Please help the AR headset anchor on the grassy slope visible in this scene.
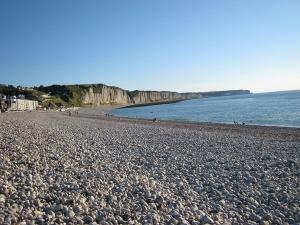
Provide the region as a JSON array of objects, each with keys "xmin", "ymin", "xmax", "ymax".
[{"xmin": 35, "ymin": 84, "xmax": 107, "ymax": 106}]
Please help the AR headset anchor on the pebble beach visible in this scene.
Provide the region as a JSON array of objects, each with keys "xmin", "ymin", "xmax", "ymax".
[{"xmin": 0, "ymin": 109, "xmax": 300, "ymax": 225}]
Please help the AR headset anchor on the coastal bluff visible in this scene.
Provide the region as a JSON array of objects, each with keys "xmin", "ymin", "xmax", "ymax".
[
  {"xmin": 51, "ymin": 84, "xmax": 201, "ymax": 106},
  {"xmin": 36, "ymin": 84, "xmax": 249, "ymax": 106},
  {"xmin": 1, "ymin": 83, "xmax": 250, "ymax": 107}
]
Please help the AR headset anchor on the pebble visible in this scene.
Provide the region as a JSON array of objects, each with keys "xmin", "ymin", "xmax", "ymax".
[
  {"xmin": 0, "ymin": 111, "xmax": 299, "ymax": 224},
  {"xmin": 201, "ymin": 215, "xmax": 214, "ymax": 224},
  {"xmin": 0, "ymin": 194, "xmax": 6, "ymax": 203}
]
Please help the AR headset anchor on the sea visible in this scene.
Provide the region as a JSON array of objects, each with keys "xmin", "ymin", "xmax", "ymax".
[{"xmin": 112, "ymin": 90, "xmax": 300, "ymax": 128}]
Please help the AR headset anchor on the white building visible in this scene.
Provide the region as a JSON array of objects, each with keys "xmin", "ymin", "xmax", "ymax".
[{"xmin": 10, "ymin": 99, "xmax": 38, "ymax": 111}]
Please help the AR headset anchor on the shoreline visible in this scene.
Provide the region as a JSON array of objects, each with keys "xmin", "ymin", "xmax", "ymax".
[
  {"xmin": 105, "ymin": 106, "xmax": 300, "ymax": 131},
  {"xmin": 111, "ymin": 113, "xmax": 300, "ymax": 130},
  {"xmin": 4, "ymin": 105, "xmax": 300, "ymax": 130},
  {"xmin": 120, "ymin": 99, "xmax": 187, "ymax": 109},
  {"xmin": 71, "ymin": 106, "xmax": 300, "ymax": 141}
]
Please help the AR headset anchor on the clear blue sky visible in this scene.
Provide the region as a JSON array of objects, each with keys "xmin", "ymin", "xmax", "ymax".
[{"xmin": 0, "ymin": 0, "xmax": 299, "ymax": 92}]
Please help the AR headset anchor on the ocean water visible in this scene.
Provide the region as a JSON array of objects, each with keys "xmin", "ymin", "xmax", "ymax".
[{"xmin": 112, "ymin": 90, "xmax": 300, "ymax": 128}]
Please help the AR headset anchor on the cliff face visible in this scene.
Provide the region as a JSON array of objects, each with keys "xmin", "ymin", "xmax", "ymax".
[
  {"xmin": 129, "ymin": 91, "xmax": 186, "ymax": 104},
  {"xmin": 35, "ymin": 84, "xmax": 250, "ymax": 107},
  {"xmin": 81, "ymin": 86, "xmax": 199, "ymax": 105},
  {"xmin": 82, "ymin": 86, "xmax": 131, "ymax": 105}
]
